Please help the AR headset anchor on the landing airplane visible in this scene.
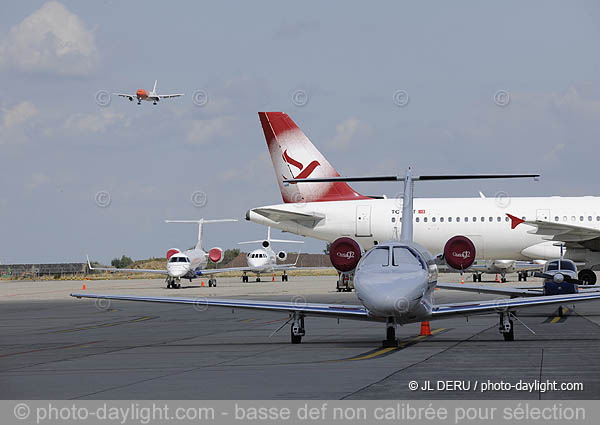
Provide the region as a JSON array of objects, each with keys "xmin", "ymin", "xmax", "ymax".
[
  {"xmin": 247, "ymin": 112, "xmax": 600, "ymax": 285},
  {"xmin": 113, "ymin": 80, "xmax": 184, "ymax": 105},
  {"xmin": 88, "ymin": 218, "xmax": 236, "ymax": 288},
  {"xmin": 73, "ymin": 170, "xmax": 600, "ymax": 345}
]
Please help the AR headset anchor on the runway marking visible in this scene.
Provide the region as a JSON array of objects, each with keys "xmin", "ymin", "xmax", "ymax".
[
  {"xmin": 0, "ymin": 341, "xmax": 102, "ymax": 358},
  {"xmin": 50, "ymin": 316, "xmax": 157, "ymax": 334},
  {"xmin": 544, "ymin": 307, "xmax": 569, "ymax": 324},
  {"xmin": 344, "ymin": 328, "xmax": 447, "ymax": 362}
]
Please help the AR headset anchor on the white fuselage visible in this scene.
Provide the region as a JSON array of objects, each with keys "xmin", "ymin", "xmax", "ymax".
[
  {"xmin": 246, "ymin": 248, "xmax": 278, "ymax": 272},
  {"xmin": 248, "ymin": 196, "xmax": 600, "ymax": 267},
  {"xmin": 166, "ymin": 248, "xmax": 208, "ymax": 278}
]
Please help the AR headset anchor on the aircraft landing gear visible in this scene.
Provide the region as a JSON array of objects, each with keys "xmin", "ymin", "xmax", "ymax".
[
  {"xmin": 472, "ymin": 273, "xmax": 482, "ymax": 282},
  {"xmin": 208, "ymin": 278, "xmax": 216, "ymax": 287},
  {"xmin": 578, "ymin": 269, "xmax": 597, "ymax": 285},
  {"xmin": 256, "ymin": 272, "xmax": 261, "ymax": 282},
  {"xmin": 499, "ymin": 312, "xmax": 514, "ymax": 341},
  {"xmin": 290, "ymin": 313, "xmax": 305, "ymax": 344},
  {"xmin": 241, "ymin": 273, "xmax": 248, "ymax": 283},
  {"xmin": 500, "ymin": 273, "xmax": 507, "ymax": 283},
  {"xmin": 282, "ymin": 271, "xmax": 288, "ymax": 282},
  {"xmin": 382, "ymin": 318, "xmax": 398, "ymax": 347},
  {"xmin": 518, "ymin": 272, "xmax": 528, "ymax": 282},
  {"xmin": 166, "ymin": 277, "xmax": 181, "ymax": 289}
]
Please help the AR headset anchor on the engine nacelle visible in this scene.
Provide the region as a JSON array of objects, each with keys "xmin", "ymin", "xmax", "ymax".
[
  {"xmin": 128, "ymin": 96, "xmax": 133, "ymax": 101},
  {"xmin": 443, "ymin": 235, "xmax": 476, "ymax": 271},
  {"xmin": 329, "ymin": 237, "xmax": 362, "ymax": 272},
  {"xmin": 208, "ymin": 247, "xmax": 224, "ymax": 263},
  {"xmin": 262, "ymin": 240, "xmax": 270, "ymax": 249},
  {"xmin": 277, "ymin": 251, "xmax": 287, "ymax": 261},
  {"xmin": 166, "ymin": 248, "xmax": 180, "ymax": 259}
]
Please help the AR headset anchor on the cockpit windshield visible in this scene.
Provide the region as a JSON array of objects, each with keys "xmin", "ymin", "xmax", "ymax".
[
  {"xmin": 361, "ymin": 247, "xmax": 390, "ymax": 267},
  {"xmin": 169, "ymin": 256, "xmax": 189, "ymax": 263},
  {"xmin": 546, "ymin": 260, "xmax": 575, "ymax": 272},
  {"xmin": 392, "ymin": 247, "xmax": 423, "ymax": 269}
]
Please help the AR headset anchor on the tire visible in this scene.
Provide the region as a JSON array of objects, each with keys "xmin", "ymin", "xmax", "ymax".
[
  {"xmin": 472, "ymin": 275, "xmax": 477, "ymax": 282},
  {"xmin": 291, "ymin": 327, "xmax": 302, "ymax": 344},
  {"xmin": 256, "ymin": 277, "xmax": 261, "ymax": 282},
  {"xmin": 578, "ymin": 269, "xmax": 597, "ymax": 285},
  {"xmin": 503, "ymin": 320, "xmax": 514, "ymax": 341}
]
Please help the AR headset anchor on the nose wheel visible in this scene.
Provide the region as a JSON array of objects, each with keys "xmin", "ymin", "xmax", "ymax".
[
  {"xmin": 499, "ymin": 312, "xmax": 514, "ymax": 341},
  {"xmin": 382, "ymin": 318, "xmax": 398, "ymax": 347},
  {"xmin": 165, "ymin": 277, "xmax": 181, "ymax": 289},
  {"xmin": 208, "ymin": 278, "xmax": 216, "ymax": 287},
  {"xmin": 290, "ymin": 313, "xmax": 305, "ymax": 344}
]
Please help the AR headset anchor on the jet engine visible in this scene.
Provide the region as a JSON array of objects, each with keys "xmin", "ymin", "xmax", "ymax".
[
  {"xmin": 277, "ymin": 251, "xmax": 287, "ymax": 261},
  {"xmin": 262, "ymin": 240, "xmax": 270, "ymax": 248},
  {"xmin": 128, "ymin": 96, "xmax": 133, "ymax": 101},
  {"xmin": 209, "ymin": 247, "xmax": 224, "ymax": 263},
  {"xmin": 166, "ymin": 248, "xmax": 180, "ymax": 259},
  {"xmin": 443, "ymin": 235, "xmax": 476, "ymax": 271},
  {"xmin": 329, "ymin": 237, "xmax": 362, "ymax": 272}
]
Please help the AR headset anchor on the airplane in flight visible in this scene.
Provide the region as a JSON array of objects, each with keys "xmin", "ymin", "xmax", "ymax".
[
  {"xmin": 88, "ymin": 218, "xmax": 237, "ymax": 288},
  {"xmin": 113, "ymin": 80, "xmax": 184, "ymax": 105},
  {"xmin": 72, "ymin": 170, "xmax": 600, "ymax": 345},
  {"xmin": 246, "ymin": 112, "xmax": 600, "ymax": 285}
]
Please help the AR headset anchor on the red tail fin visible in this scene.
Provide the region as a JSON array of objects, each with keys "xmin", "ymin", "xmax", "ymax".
[{"xmin": 259, "ymin": 112, "xmax": 369, "ymax": 203}]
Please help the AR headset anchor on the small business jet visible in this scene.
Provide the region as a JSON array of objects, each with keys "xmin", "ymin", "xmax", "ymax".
[
  {"xmin": 88, "ymin": 219, "xmax": 236, "ymax": 288},
  {"xmin": 113, "ymin": 80, "xmax": 184, "ymax": 105},
  {"xmin": 73, "ymin": 170, "xmax": 600, "ymax": 345},
  {"xmin": 460, "ymin": 260, "xmax": 543, "ymax": 283}
]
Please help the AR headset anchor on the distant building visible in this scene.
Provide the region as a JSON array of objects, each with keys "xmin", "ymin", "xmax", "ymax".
[{"xmin": 0, "ymin": 263, "xmax": 87, "ymax": 278}]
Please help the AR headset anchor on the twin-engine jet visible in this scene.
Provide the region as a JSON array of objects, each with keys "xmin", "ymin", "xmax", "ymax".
[
  {"xmin": 113, "ymin": 80, "xmax": 184, "ymax": 105},
  {"xmin": 74, "ymin": 170, "xmax": 600, "ymax": 345},
  {"xmin": 88, "ymin": 218, "xmax": 236, "ymax": 288}
]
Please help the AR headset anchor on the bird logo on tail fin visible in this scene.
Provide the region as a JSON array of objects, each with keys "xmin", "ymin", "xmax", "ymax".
[{"xmin": 282, "ymin": 149, "xmax": 321, "ymax": 179}]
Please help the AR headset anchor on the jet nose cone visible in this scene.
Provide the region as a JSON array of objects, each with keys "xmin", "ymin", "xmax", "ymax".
[
  {"xmin": 168, "ymin": 265, "xmax": 189, "ymax": 278},
  {"xmin": 355, "ymin": 270, "xmax": 427, "ymax": 317}
]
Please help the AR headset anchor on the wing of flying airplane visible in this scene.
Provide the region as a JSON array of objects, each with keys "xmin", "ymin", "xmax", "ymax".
[
  {"xmin": 157, "ymin": 94, "xmax": 184, "ymax": 99},
  {"xmin": 113, "ymin": 93, "xmax": 136, "ymax": 98}
]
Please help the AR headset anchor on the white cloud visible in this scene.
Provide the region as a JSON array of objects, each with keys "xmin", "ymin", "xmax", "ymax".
[
  {"xmin": 0, "ymin": 1, "xmax": 98, "ymax": 75},
  {"xmin": 0, "ymin": 101, "xmax": 39, "ymax": 145},
  {"xmin": 64, "ymin": 110, "xmax": 129, "ymax": 133},
  {"xmin": 186, "ymin": 116, "xmax": 233, "ymax": 145},
  {"xmin": 328, "ymin": 118, "xmax": 371, "ymax": 150},
  {"xmin": 2, "ymin": 101, "xmax": 39, "ymax": 129}
]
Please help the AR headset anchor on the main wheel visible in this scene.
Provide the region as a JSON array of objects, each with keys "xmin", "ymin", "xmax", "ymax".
[
  {"xmin": 472, "ymin": 274, "xmax": 477, "ymax": 282},
  {"xmin": 291, "ymin": 327, "xmax": 302, "ymax": 344},
  {"xmin": 578, "ymin": 269, "xmax": 597, "ymax": 285},
  {"xmin": 256, "ymin": 277, "xmax": 261, "ymax": 282},
  {"xmin": 503, "ymin": 320, "xmax": 514, "ymax": 341}
]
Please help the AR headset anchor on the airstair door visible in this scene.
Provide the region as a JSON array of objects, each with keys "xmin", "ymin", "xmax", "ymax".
[{"xmin": 356, "ymin": 205, "xmax": 372, "ymax": 237}]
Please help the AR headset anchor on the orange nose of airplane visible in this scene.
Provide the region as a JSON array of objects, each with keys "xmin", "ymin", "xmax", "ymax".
[{"xmin": 136, "ymin": 89, "xmax": 148, "ymax": 98}]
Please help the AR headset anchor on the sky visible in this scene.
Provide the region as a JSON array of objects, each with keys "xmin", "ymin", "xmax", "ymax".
[{"xmin": 1, "ymin": 1, "xmax": 600, "ymax": 264}]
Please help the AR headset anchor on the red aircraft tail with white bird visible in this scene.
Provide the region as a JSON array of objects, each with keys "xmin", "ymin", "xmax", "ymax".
[{"xmin": 258, "ymin": 112, "xmax": 370, "ymax": 203}]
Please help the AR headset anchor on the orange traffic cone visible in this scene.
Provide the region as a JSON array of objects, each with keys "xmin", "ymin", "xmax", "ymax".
[
  {"xmin": 272, "ymin": 274, "xmax": 275, "ymax": 282},
  {"xmin": 82, "ymin": 284, "xmax": 86, "ymax": 290},
  {"xmin": 201, "ymin": 281, "xmax": 204, "ymax": 287},
  {"xmin": 460, "ymin": 276, "xmax": 465, "ymax": 285},
  {"xmin": 420, "ymin": 321, "xmax": 431, "ymax": 336},
  {"xmin": 495, "ymin": 273, "xmax": 500, "ymax": 283}
]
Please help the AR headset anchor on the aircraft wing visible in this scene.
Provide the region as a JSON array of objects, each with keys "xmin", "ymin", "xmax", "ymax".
[
  {"xmin": 113, "ymin": 93, "xmax": 135, "ymax": 98},
  {"xmin": 436, "ymin": 282, "xmax": 544, "ymax": 297},
  {"xmin": 431, "ymin": 292, "xmax": 600, "ymax": 318},
  {"xmin": 88, "ymin": 265, "xmax": 168, "ymax": 275},
  {"xmin": 507, "ymin": 213, "xmax": 600, "ymax": 243},
  {"xmin": 251, "ymin": 208, "xmax": 325, "ymax": 227},
  {"xmin": 70, "ymin": 293, "xmax": 371, "ymax": 320},
  {"xmin": 157, "ymin": 94, "xmax": 184, "ymax": 99}
]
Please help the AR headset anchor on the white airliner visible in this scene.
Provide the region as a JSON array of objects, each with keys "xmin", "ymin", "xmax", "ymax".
[
  {"xmin": 72, "ymin": 170, "xmax": 600, "ymax": 344},
  {"xmin": 113, "ymin": 80, "xmax": 184, "ymax": 105},
  {"xmin": 246, "ymin": 112, "xmax": 600, "ymax": 285},
  {"xmin": 88, "ymin": 219, "xmax": 236, "ymax": 288}
]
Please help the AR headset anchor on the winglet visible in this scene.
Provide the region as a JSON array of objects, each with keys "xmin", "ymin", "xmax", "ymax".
[
  {"xmin": 86, "ymin": 255, "xmax": 94, "ymax": 270},
  {"xmin": 506, "ymin": 213, "xmax": 525, "ymax": 230}
]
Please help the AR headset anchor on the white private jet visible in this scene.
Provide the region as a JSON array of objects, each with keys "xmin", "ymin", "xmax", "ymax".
[
  {"xmin": 113, "ymin": 80, "xmax": 184, "ymax": 105},
  {"xmin": 237, "ymin": 227, "xmax": 303, "ymax": 282},
  {"xmin": 460, "ymin": 260, "xmax": 543, "ymax": 283},
  {"xmin": 247, "ymin": 112, "xmax": 600, "ymax": 285},
  {"xmin": 88, "ymin": 218, "xmax": 236, "ymax": 288},
  {"xmin": 73, "ymin": 170, "xmax": 600, "ymax": 345}
]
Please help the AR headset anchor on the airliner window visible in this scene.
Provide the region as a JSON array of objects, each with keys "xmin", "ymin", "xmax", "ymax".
[
  {"xmin": 505, "ymin": 217, "xmax": 509, "ymax": 222},
  {"xmin": 589, "ymin": 216, "xmax": 592, "ymax": 221},
  {"xmin": 480, "ymin": 217, "xmax": 484, "ymax": 222},
  {"xmin": 473, "ymin": 217, "xmax": 476, "ymax": 222},
  {"xmin": 391, "ymin": 217, "xmax": 396, "ymax": 222},
  {"xmin": 456, "ymin": 217, "xmax": 460, "ymax": 222},
  {"xmin": 440, "ymin": 217, "xmax": 444, "ymax": 222},
  {"xmin": 555, "ymin": 216, "xmax": 559, "ymax": 221},
  {"xmin": 448, "ymin": 217, "xmax": 452, "ymax": 222},
  {"xmin": 432, "ymin": 217, "xmax": 436, "ymax": 222},
  {"xmin": 489, "ymin": 217, "xmax": 493, "ymax": 222},
  {"xmin": 362, "ymin": 247, "xmax": 389, "ymax": 267},
  {"xmin": 424, "ymin": 217, "xmax": 428, "ymax": 222},
  {"xmin": 416, "ymin": 217, "xmax": 420, "ymax": 222},
  {"xmin": 392, "ymin": 247, "xmax": 424, "ymax": 269},
  {"xmin": 464, "ymin": 217, "xmax": 468, "ymax": 222},
  {"xmin": 497, "ymin": 217, "xmax": 501, "ymax": 222},
  {"xmin": 580, "ymin": 216, "xmax": 584, "ymax": 221}
]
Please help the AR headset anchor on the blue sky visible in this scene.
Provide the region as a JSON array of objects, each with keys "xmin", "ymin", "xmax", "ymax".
[{"xmin": 1, "ymin": 1, "xmax": 600, "ymax": 264}]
